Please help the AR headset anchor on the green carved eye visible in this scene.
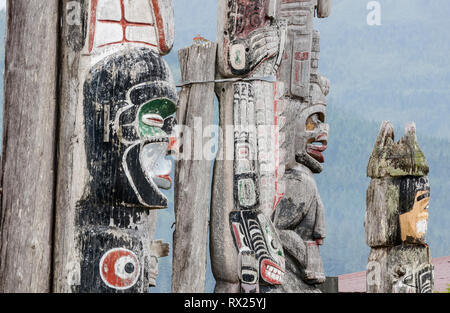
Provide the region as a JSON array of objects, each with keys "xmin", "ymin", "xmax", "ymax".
[{"xmin": 138, "ymin": 99, "xmax": 176, "ymax": 138}]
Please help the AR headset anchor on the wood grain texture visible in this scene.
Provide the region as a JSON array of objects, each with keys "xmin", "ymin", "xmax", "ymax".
[
  {"xmin": 172, "ymin": 42, "xmax": 217, "ymax": 293},
  {"xmin": 367, "ymin": 245, "xmax": 432, "ymax": 293},
  {"xmin": 0, "ymin": 0, "xmax": 59, "ymax": 293},
  {"xmin": 54, "ymin": 0, "xmax": 175, "ymax": 293},
  {"xmin": 365, "ymin": 178, "xmax": 401, "ymax": 247},
  {"xmin": 210, "ymin": 82, "xmax": 240, "ymax": 292},
  {"xmin": 365, "ymin": 122, "xmax": 433, "ymax": 293}
]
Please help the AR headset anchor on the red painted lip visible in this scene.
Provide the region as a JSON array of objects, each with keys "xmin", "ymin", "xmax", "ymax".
[
  {"xmin": 157, "ymin": 175, "xmax": 172, "ymax": 183},
  {"xmin": 260, "ymin": 259, "xmax": 284, "ymax": 285},
  {"xmin": 307, "ymin": 134, "xmax": 328, "ymax": 163}
]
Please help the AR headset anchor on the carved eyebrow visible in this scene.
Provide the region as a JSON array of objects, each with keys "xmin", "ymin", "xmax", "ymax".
[{"xmin": 417, "ymin": 192, "xmax": 430, "ymax": 202}]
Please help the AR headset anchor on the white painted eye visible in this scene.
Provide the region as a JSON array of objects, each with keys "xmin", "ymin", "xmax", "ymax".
[{"xmin": 142, "ymin": 114, "xmax": 164, "ymax": 127}]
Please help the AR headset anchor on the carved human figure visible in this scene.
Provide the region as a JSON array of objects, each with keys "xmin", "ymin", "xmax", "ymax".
[
  {"xmin": 270, "ymin": 0, "xmax": 331, "ymax": 292},
  {"xmin": 69, "ymin": 0, "xmax": 176, "ymax": 292},
  {"xmin": 272, "ymin": 75, "xmax": 329, "ymax": 292},
  {"xmin": 212, "ymin": 0, "xmax": 287, "ymax": 293},
  {"xmin": 399, "ymin": 178, "xmax": 430, "ymax": 244}
]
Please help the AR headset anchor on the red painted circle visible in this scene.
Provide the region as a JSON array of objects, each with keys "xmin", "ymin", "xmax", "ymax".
[{"xmin": 99, "ymin": 248, "xmax": 140, "ymax": 290}]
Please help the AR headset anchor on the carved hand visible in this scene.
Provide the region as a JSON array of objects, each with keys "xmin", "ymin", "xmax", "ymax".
[
  {"xmin": 150, "ymin": 239, "xmax": 170, "ymax": 258},
  {"xmin": 248, "ymin": 26, "xmax": 280, "ymax": 68}
]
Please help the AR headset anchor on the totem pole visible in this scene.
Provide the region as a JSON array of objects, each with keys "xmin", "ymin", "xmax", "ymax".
[
  {"xmin": 365, "ymin": 122, "xmax": 433, "ymax": 293},
  {"xmin": 211, "ymin": 0, "xmax": 287, "ymax": 293},
  {"xmin": 54, "ymin": 0, "xmax": 176, "ymax": 292},
  {"xmin": 272, "ymin": 0, "xmax": 332, "ymax": 293}
]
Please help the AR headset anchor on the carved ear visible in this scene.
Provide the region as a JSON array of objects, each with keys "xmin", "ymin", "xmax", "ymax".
[
  {"xmin": 374, "ymin": 121, "xmax": 395, "ymax": 150},
  {"xmin": 367, "ymin": 121, "xmax": 394, "ymax": 177},
  {"xmin": 402, "ymin": 122, "xmax": 417, "ymax": 146}
]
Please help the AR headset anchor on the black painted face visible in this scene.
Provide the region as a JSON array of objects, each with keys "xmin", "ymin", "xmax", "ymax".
[
  {"xmin": 230, "ymin": 210, "xmax": 285, "ymax": 286},
  {"xmin": 117, "ymin": 84, "xmax": 178, "ymax": 203},
  {"xmin": 83, "ymin": 48, "xmax": 178, "ymax": 209}
]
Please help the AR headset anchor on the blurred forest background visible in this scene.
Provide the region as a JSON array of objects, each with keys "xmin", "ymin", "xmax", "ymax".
[{"xmin": 0, "ymin": 0, "xmax": 449, "ymax": 293}]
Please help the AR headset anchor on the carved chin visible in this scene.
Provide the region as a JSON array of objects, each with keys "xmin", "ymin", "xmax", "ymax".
[
  {"xmin": 296, "ymin": 152, "xmax": 324, "ymax": 174},
  {"xmin": 307, "ymin": 148, "xmax": 325, "ymax": 163},
  {"xmin": 416, "ymin": 219, "xmax": 428, "ymax": 237},
  {"xmin": 153, "ymin": 175, "xmax": 172, "ymax": 190}
]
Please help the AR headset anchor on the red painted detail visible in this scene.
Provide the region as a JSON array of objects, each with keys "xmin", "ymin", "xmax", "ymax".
[
  {"xmin": 307, "ymin": 241, "xmax": 319, "ymax": 247},
  {"xmin": 151, "ymin": 0, "xmax": 170, "ymax": 54},
  {"xmin": 157, "ymin": 175, "xmax": 172, "ymax": 183},
  {"xmin": 295, "ymin": 51, "xmax": 309, "ymax": 61},
  {"xmin": 168, "ymin": 137, "xmax": 177, "ymax": 151},
  {"xmin": 229, "ymin": 0, "xmax": 271, "ymax": 38},
  {"xmin": 272, "ymin": 83, "xmax": 284, "ymax": 211},
  {"xmin": 261, "ymin": 259, "xmax": 284, "ymax": 285},
  {"xmin": 232, "ymin": 223, "xmax": 243, "ymax": 250},
  {"xmin": 88, "ymin": 0, "xmax": 99, "ymax": 53},
  {"xmin": 88, "ymin": 0, "xmax": 158, "ymax": 53},
  {"xmin": 100, "ymin": 248, "xmax": 140, "ymax": 289}
]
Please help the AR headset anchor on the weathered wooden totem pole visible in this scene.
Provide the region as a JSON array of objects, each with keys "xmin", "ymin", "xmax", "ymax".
[
  {"xmin": 210, "ymin": 0, "xmax": 331, "ymax": 293},
  {"xmin": 272, "ymin": 0, "xmax": 331, "ymax": 293},
  {"xmin": 211, "ymin": 0, "xmax": 287, "ymax": 293},
  {"xmin": 365, "ymin": 122, "xmax": 434, "ymax": 293},
  {"xmin": 54, "ymin": 0, "xmax": 175, "ymax": 292}
]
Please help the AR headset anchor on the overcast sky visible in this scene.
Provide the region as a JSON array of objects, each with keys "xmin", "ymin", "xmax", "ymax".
[{"xmin": 0, "ymin": 0, "xmax": 5, "ymax": 11}]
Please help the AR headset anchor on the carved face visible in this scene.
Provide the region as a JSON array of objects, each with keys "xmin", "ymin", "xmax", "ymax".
[
  {"xmin": 118, "ymin": 85, "xmax": 177, "ymax": 193},
  {"xmin": 84, "ymin": 48, "xmax": 178, "ymax": 209},
  {"xmin": 294, "ymin": 104, "xmax": 329, "ymax": 173},
  {"xmin": 393, "ymin": 264, "xmax": 433, "ymax": 293},
  {"xmin": 230, "ymin": 210, "xmax": 285, "ymax": 285},
  {"xmin": 292, "ymin": 76, "xmax": 329, "ymax": 173},
  {"xmin": 399, "ymin": 177, "xmax": 430, "ymax": 244}
]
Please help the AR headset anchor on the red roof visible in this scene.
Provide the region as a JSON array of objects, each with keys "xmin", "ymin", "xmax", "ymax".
[{"xmin": 338, "ymin": 256, "xmax": 450, "ymax": 293}]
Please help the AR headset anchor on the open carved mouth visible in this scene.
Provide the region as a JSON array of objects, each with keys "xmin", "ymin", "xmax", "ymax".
[
  {"xmin": 306, "ymin": 134, "xmax": 328, "ymax": 163},
  {"xmin": 260, "ymin": 259, "xmax": 284, "ymax": 285},
  {"xmin": 141, "ymin": 140, "xmax": 172, "ymax": 190}
]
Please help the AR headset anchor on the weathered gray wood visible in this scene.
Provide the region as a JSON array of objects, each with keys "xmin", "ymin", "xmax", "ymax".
[
  {"xmin": 367, "ymin": 121, "xmax": 429, "ymax": 179},
  {"xmin": 365, "ymin": 122, "xmax": 433, "ymax": 293},
  {"xmin": 0, "ymin": 0, "xmax": 59, "ymax": 293},
  {"xmin": 172, "ymin": 42, "xmax": 217, "ymax": 293},
  {"xmin": 53, "ymin": 0, "xmax": 175, "ymax": 293},
  {"xmin": 210, "ymin": 82, "xmax": 240, "ymax": 293},
  {"xmin": 365, "ymin": 178, "xmax": 400, "ymax": 247},
  {"xmin": 367, "ymin": 245, "xmax": 432, "ymax": 293}
]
